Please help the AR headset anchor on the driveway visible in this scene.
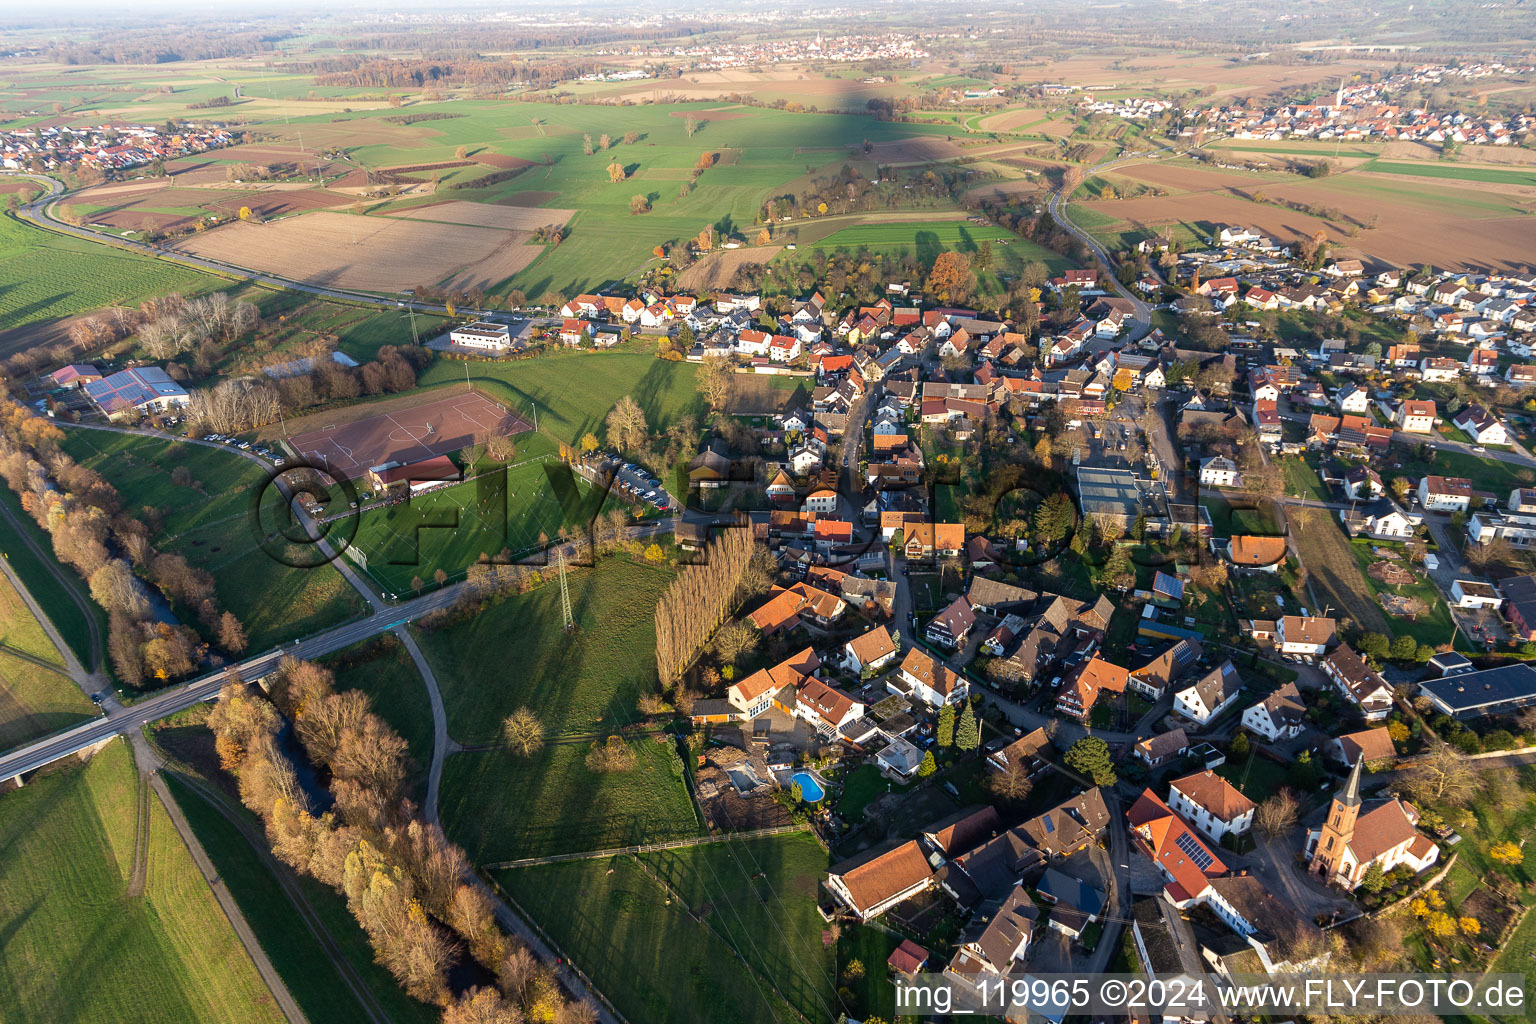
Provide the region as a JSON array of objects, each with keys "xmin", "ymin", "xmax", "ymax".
[{"xmin": 1245, "ymin": 831, "xmax": 1353, "ymax": 923}]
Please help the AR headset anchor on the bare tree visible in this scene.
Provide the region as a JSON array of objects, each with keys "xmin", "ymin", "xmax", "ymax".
[
  {"xmin": 502, "ymin": 708, "xmax": 545, "ymax": 758},
  {"xmin": 1255, "ymin": 787, "xmax": 1299, "ymax": 839},
  {"xmin": 1400, "ymin": 744, "xmax": 1481, "ymax": 806},
  {"xmin": 987, "ymin": 762, "xmax": 1033, "ymax": 803}
]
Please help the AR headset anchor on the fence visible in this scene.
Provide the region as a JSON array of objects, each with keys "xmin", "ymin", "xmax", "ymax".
[{"xmin": 482, "ymin": 823, "xmax": 809, "ymax": 870}]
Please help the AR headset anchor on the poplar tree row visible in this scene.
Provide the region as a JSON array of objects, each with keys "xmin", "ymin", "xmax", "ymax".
[{"xmin": 654, "ymin": 526, "xmax": 756, "ymax": 686}]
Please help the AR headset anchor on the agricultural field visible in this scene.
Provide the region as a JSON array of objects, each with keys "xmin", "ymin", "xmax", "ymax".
[
  {"xmin": 418, "ymin": 346, "xmax": 704, "ymax": 447},
  {"xmin": 172, "ymin": 211, "xmax": 544, "ymax": 295},
  {"xmin": 0, "ymin": 211, "xmax": 221, "ymax": 352},
  {"xmin": 57, "ymin": 429, "xmax": 367, "ymax": 651},
  {"xmin": 1067, "ymin": 153, "xmax": 1536, "ymax": 269},
  {"xmin": 417, "ymin": 557, "xmax": 675, "ymax": 742},
  {"xmin": 498, "ymin": 831, "xmax": 832, "ymax": 1024},
  {"xmin": 234, "ymin": 99, "xmax": 971, "ymax": 298},
  {"xmin": 785, "ymin": 217, "xmax": 1070, "ymax": 275},
  {"xmin": 0, "ymin": 570, "xmax": 96, "ymax": 749},
  {"xmin": 0, "ymin": 740, "xmax": 286, "ymax": 1024},
  {"xmin": 425, "ymin": 556, "xmax": 702, "ymax": 861},
  {"xmin": 1288, "ymin": 508, "xmax": 1391, "ymax": 635},
  {"xmin": 162, "ymin": 773, "xmax": 441, "ymax": 1024},
  {"xmin": 439, "ymin": 738, "xmax": 700, "ymax": 862}
]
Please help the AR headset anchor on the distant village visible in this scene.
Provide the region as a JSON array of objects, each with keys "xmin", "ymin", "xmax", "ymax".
[
  {"xmin": 0, "ymin": 121, "xmax": 237, "ymax": 173},
  {"xmin": 1188, "ymin": 63, "xmax": 1536, "ymax": 145}
]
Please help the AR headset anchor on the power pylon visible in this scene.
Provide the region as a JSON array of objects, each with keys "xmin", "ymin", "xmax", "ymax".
[{"xmin": 557, "ymin": 546, "xmax": 576, "ymax": 634}]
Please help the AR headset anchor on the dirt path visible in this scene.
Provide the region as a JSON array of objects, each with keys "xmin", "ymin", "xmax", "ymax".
[{"xmin": 395, "ymin": 627, "xmax": 454, "ymax": 825}]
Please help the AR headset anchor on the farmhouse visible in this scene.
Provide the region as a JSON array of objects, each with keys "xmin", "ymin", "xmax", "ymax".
[
  {"xmin": 726, "ymin": 647, "xmax": 820, "ymax": 719},
  {"xmin": 826, "ymin": 840, "xmax": 934, "ymax": 921},
  {"xmin": 1167, "ymin": 769, "xmax": 1256, "ymax": 842}
]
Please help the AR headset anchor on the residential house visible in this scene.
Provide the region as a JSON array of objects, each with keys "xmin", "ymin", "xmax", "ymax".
[
  {"xmin": 725, "ymin": 647, "xmax": 820, "ymax": 718},
  {"xmin": 1335, "ymin": 384, "xmax": 1369, "ymax": 414},
  {"xmin": 1127, "ymin": 640, "xmax": 1202, "ymax": 700},
  {"xmin": 1395, "ymin": 400, "xmax": 1437, "ymax": 433},
  {"xmin": 1199, "ymin": 456, "xmax": 1241, "ymax": 488},
  {"xmin": 1332, "ymin": 727, "xmax": 1397, "ymax": 769},
  {"xmin": 1321, "ymin": 644, "xmax": 1393, "ymax": 721},
  {"xmin": 1342, "ymin": 496, "xmax": 1419, "ymax": 541},
  {"xmin": 1034, "ymin": 868, "xmax": 1106, "ymax": 940},
  {"xmin": 943, "ymin": 885, "xmax": 1039, "ymax": 992},
  {"xmin": 793, "ymin": 678, "xmax": 866, "ymax": 740},
  {"xmin": 1419, "ymin": 356, "xmax": 1461, "ymax": 382},
  {"xmin": 844, "ymin": 625, "xmax": 900, "ymax": 676},
  {"xmin": 1240, "ymin": 682, "xmax": 1307, "ymax": 742},
  {"xmin": 1056, "ymin": 655, "xmax": 1129, "ymax": 720},
  {"xmin": 1127, "ymin": 789, "xmax": 1228, "ymax": 904},
  {"xmin": 926, "ymin": 595, "xmax": 977, "ymax": 650},
  {"xmin": 984, "ymin": 727, "xmax": 1052, "ymax": 780},
  {"xmin": 1505, "ymin": 365, "xmax": 1536, "ymax": 387},
  {"xmin": 1168, "ymin": 769, "xmax": 1256, "ymax": 842},
  {"xmin": 1225, "ymin": 535, "xmax": 1287, "ymax": 572},
  {"xmin": 1173, "ymin": 661, "xmax": 1243, "ymax": 726},
  {"xmin": 894, "ymin": 648, "xmax": 969, "ymax": 707},
  {"xmin": 1134, "ymin": 727, "xmax": 1190, "ymax": 767},
  {"xmin": 1454, "ymin": 404, "xmax": 1508, "ymax": 445},
  {"xmin": 1451, "ymin": 579, "xmax": 1504, "ymax": 609},
  {"xmin": 1276, "ymin": 615, "xmax": 1336, "ymax": 656},
  {"xmin": 1418, "ymin": 475, "xmax": 1473, "ymax": 512}
]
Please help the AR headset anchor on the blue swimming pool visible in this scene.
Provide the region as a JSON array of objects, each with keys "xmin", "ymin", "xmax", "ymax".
[{"xmin": 790, "ymin": 771, "xmax": 825, "ymax": 802}]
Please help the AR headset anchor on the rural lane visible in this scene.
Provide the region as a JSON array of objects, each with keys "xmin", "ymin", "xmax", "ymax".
[{"xmin": 1046, "ymin": 155, "xmax": 1158, "ymax": 344}]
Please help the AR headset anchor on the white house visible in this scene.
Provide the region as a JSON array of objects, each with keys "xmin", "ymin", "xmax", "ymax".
[
  {"xmin": 1276, "ymin": 615, "xmax": 1336, "ymax": 656},
  {"xmin": 793, "ymin": 678, "xmax": 865, "ymax": 740},
  {"xmin": 1394, "ymin": 400, "xmax": 1437, "ymax": 433},
  {"xmin": 894, "ymin": 648, "xmax": 968, "ymax": 707},
  {"xmin": 1167, "ymin": 769, "xmax": 1256, "ymax": 842},
  {"xmin": 1454, "ymin": 405, "xmax": 1508, "ymax": 445},
  {"xmin": 1173, "ymin": 661, "xmax": 1243, "ymax": 726},
  {"xmin": 844, "ymin": 625, "xmax": 900, "ymax": 676},
  {"xmin": 1335, "ymin": 385, "xmax": 1369, "ymax": 414},
  {"xmin": 803, "ymin": 488, "xmax": 838, "ymax": 515},
  {"xmin": 1240, "ymin": 681, "xmax": 1307, "ymax": 742},
  {"xmin": 1320, "ymin": 644, "xmax": 1394, "ymax": 721},
  {"xmin": 1451, "ymin": 579, "xmax": 1504, "ymax": 609},
  {"xmin": 1418, "ymin": 475, "xmax": 1473, "ymax": 512},
  {"xmin": 1198, "ymin": 456, "xmax": 1241, "ymax": 488}
]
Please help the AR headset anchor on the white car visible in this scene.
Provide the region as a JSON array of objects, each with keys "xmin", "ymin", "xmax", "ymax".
[{"xmin": 1472, "ymin": 445, "xmax": 1487, "ymax": 453}]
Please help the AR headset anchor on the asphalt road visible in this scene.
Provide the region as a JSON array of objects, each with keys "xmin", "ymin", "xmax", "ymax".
[{"xmin": 1046, "ymin": 156, "xmax": 1158, "ymax": 345}]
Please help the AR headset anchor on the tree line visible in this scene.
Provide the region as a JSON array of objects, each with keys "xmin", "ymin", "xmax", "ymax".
[
  {"xmin": 654, "ymin": 526, "xmax": 756, "ymax": 687},
  {"xmin": 208, "ymin": 652, "xmax": 599, "ymax": 1023},
  {"xmin": 0, "ymin": 401, "xmax": 248, "ymax": 687}
]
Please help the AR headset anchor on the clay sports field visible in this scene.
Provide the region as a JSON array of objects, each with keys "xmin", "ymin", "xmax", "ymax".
[{"xmin": 286, "ymin": 390, "xmax": 530, "ymax": 479}]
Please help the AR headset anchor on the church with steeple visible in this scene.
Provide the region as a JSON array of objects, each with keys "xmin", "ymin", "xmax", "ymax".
[{"xmin": 1305, "ymin": 759, "xmax": 1439, "ymax": 890}]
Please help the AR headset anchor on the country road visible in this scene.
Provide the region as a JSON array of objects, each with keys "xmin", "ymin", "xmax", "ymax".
[
  {"xmin": 1046, "ymin": 154, "xmax": 1159, "ymax": 345},
  {"xmin": 4, "ymin": 171, "xmax": 467, "ymax": 320}
]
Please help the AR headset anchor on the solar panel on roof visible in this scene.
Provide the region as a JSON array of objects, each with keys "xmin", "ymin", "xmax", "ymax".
[
  {"xmin": 1043, "ymin": 814, "xmax": 1055, "ymax": 834},
  {"xmin": 1174, "ymin": 831, "xmax": 1214, "ymax": 871}
]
